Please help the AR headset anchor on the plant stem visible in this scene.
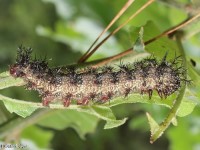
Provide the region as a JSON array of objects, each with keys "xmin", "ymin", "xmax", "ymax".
[
  {"xmin": 91, "ymin": 12, "xmax": 200, "ymax": 67},
  {"xmin": 79, "ymin": 0, "xmax": 155, "ymax": 63},
  {"xmin": 78, "ymin": 0, "xmax": 135, "ymax": 63},
  {"xmin": 150, "ymin": 33, "xmax": 187, "ymax": 143}
]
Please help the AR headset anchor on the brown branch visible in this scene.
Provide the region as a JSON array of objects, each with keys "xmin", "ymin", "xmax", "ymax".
[
  {"xmin": 78, "ymin": 0, "xmax": 135, "ymax": 63},
  {"xmin": 145, "ymin": 12, "xmax": 200, "ymax": 45},
  {"xmin": 79, "ymin": 0, "xmax": 155, "ymax": 63},
  {"xmin": 91, "ymin": 12, "xmax": 200, "ymax": 67},
  {"xmin": 92, "ymin": 49, "xmax": 134, "ymax": 68}
]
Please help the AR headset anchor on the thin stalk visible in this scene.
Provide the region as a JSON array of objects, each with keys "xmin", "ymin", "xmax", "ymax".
[
  {"xmin": 79, "ymin": 0, "xmax": 155, "ymax": 63},
  {"xmin": 92, "ymin": 13, "xmax": 200, "ymax": 67},
  {"xmin": 145, "ymin": 12, "xmax": 200, "ymax": 45},
  {"xmin": 150, "ymin": 33, "xmax": 187, "ymax": 143},
  {"xmin": 78, "ymin": 0, "xmax": 135, "ymax": 63}
]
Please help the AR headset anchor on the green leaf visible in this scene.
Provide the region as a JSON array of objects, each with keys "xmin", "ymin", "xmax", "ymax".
[
  {"xmin": 37, "ymin": 19, "xmax": 121, "ymax": 57},
  {"xmin": 37, "ymin": 109, "xmax": 99, "ymax": 139},
  {"xmin": 187, "ymin": 63, "xmax": 200, "ymax": 98},
  {"xmin": 146, "ymin": 112, "xmax": 159, "ymax": 137},
  {"xmin": 0, "ymin": 72, "xmax": 10, "ymax": 78},
  {"xmin": 129, "ymin": 114, "xmax": 148, "ymax": 131},
  {"xmin": 183, "ymin": 18, "xmax": 200, "ymax": 39},
  {"xmin": 133, "ymin": 27, "xmax": 145, "ymax": 53},
  {"xmin": 104, "ymin": 118, "xmax": 127, "ymax": 129},
  {"xmin": 21, "ymin": 125, "xmax": 54, "ymax": 148},
  {"xmin": 90, "ymin": 105, "xmax": 128, "ymax": 129},
  {"xmin": 0, "ymin": 72, "xmax": 24, "ymax": 90},
  {"xmin": 167, "ymin": 112, "xmax": 200, "ymax": 150},
  {"xmin": 177, "ymin": 98, "xmax": 196, "ymax": 117},
  {"xmin": 0, "ymin": 93, "xmax": 127, "ymax": 130},
  {"xmin": 73, "ymin": 105, "xmax": 127, "ymax": 129},
  {"xmin": 0, "ymin": 95, "xmax": 39, "ymax": 118},
  {"xmin": 149, "ymin": 34, "xmax": 188, "ymax": 143},
  {"xmin": 171, "ymin": 117, "xmax": 178, "ymax": 126}
]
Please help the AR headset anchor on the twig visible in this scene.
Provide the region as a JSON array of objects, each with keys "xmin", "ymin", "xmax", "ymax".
[
  {"xmin": 92, "ymin": 12, "xmax": 200, "ymax": 67},
  {"xmin": 92, "ymin": 50, "xmax": 134, "ymax": 68},
  {"xmin": 145, "ymin": 12, "xmax": 200, "ymax": 45},
  {"xmin": 78, "ymin": 0, "xmax": 135, "ymax": 63},
  {"xmin": 150, "ymin": 33, "xmax": 187, "ymax": 143},
  {"xmin": 79, "ymin": 0, "xmax": 155, "ymax": 63}
]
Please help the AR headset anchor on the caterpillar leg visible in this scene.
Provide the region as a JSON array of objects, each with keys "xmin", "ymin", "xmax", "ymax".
[
  {"xmin": 77, "ymin": 97, "xmax": 90, "ymax": 105},
  {"xmin": 42, "ymin": 92, "xmax": 54, "ymax": 107},
  {"xmin": 63, "ymin": 94, "xmax": 72, "ymax": 107}
]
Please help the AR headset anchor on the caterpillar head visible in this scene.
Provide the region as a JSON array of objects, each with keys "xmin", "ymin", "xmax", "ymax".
[
  {"xmin": 10, "ymin": 46, "xmax": 48, "ymax": 78},
  {"xmin": 9, "ymin": 46, "xmax": 32, "ymax": 77}
]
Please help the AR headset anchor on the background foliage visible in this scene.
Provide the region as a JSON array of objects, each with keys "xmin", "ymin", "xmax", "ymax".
[{"xmin": 0, "ymin": 0, "xmax": 200, "ymax": 149}]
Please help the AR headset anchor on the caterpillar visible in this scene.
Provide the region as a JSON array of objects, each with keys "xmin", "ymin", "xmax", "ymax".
[{"xmin": 9, "ymin": 46, "xmax": 186, "ymax": 107}]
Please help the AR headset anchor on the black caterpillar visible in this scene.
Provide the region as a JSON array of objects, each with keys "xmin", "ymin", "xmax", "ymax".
[{"xmin": 9, "ymin": 46, "xmax": 186, "ymax": 107}]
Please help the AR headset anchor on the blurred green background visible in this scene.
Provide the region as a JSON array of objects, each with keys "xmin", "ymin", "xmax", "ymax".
[{"xmin": 0, "ymin": 0, "xmax": 200, "ymax": 150}]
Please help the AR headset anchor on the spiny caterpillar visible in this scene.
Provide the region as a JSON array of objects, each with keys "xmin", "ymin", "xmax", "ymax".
[{"xmin": 10, "ymin": 46, "xmax": 186, "ymax": 107}]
